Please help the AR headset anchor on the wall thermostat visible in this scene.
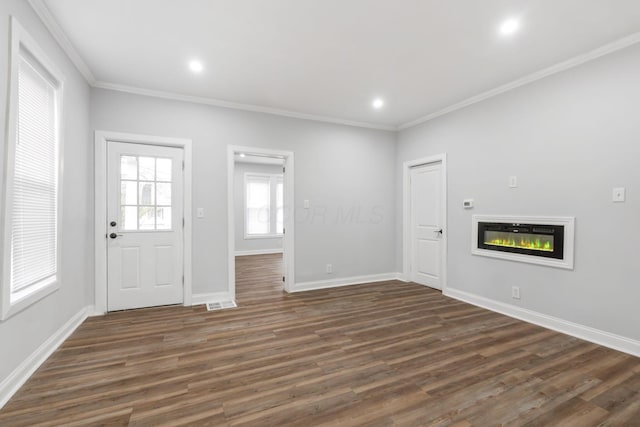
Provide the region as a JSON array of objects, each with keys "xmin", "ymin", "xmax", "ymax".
[{"xmin": 463, "ymin": 199, "xmax": 474, "ymax": 209}]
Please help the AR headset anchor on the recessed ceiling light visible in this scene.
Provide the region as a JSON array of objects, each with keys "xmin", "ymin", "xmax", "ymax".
[
  {"xmin": 499, "ymin": 18, "xmax": 520, "ymax": 36},
  {"xmin": 239, "ymin": 153, "xmax": 246, "ymax": 158},
  {"xmin": 188, "ymin": 60, "xmax": 204, "ymax": 73},
  {"xmin": 372, "ymin": 98, "xmax": 384, "ymax": 109}
]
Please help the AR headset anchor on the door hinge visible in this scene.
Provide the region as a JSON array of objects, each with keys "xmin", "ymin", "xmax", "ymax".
[
  {"xmin": 282, "ymin": 276, "xmax": 285, "ymax": 282},
  {"xmin": 182, "ymin": 275, "xmax": 184, "ymax": 284},
  {"xmin": 283, "ymin": 167, "xmax": 285, "ymax": 173},
  {"xmin": 182, "ymin": 218, "xmax": 185, "ymax": 228},
  {"xmin": 182, "ymin": 160, "xmax": 185, "ymax": 171},
  {"xmin": 283, "ymin": 228, "xmax": 285, "ymax": 234}
]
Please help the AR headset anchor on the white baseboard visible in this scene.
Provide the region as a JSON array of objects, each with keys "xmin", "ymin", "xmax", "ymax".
[
  {"xmin": 192, "ymin": 292, "xmax": 233, "ymax": 305},
  {"xmin": 0, "ymin": 306, "xmax": 90, "ymax": 409},
  {"xmin": 86, "ymin": 305, "xmax": 105, "ymax": 317},
  {"xmin": 234, "ymin": 249, "xmax": 283, "ymax": 256},
  {"xmin": 394, "ymin": 273, "xmax": 409, "ymax": 282},
  {"xmin": 291, "ymin": 272, "xmax": 403, "ymax": 293},
  {"xmin": 444, "ymin": 287, "xmax": 640, "ymax": 358}
]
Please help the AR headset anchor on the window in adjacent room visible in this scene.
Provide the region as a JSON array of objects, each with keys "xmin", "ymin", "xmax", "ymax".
[
  {"xmin": 1, "ymin": 18, "xmax": 64, "ymax": 320},
  {"xmin": 244, "ymin": 173, "xmax": 284, "ymax": 238}
]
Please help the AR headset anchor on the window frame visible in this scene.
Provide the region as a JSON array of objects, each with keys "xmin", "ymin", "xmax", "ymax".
[
  {"xmin": 1, "ymin": 17, "xmax": 65, "ymax": 320},
  {"xmin": 118, "ymin": 155, "xmax": 174, "ymax": 232},
  {"xmin": 243, "ymin": 172, "xmax": 284, "ymax": 239}
]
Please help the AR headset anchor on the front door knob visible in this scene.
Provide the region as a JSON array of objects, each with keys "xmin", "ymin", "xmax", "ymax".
[{"xmin": 109, "ymin": 233, "xmax": 118, "ymax": 239}]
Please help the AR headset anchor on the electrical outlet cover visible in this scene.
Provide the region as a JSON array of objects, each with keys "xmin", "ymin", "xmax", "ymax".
[{"xmin": 613, "ymin": 187, "xmax": 625, "ymax": 202}]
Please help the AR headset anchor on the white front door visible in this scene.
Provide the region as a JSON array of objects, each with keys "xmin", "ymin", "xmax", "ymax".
[
  {"xmin": 410, "ymin": 162, "xmax": 444, "ymax": 290},
  {"xmin": 107, "ymin": 141, "xmax": 184, "ymax": 311}
]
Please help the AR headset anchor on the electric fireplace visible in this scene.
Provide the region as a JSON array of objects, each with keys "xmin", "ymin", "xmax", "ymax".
[
  {"xmin": 472, "ymin": 215, "xmax": 575, "ymax": 269},
  {"xmin": 478, "ymin": 222, "xmax": 564, "ymax": 260}
]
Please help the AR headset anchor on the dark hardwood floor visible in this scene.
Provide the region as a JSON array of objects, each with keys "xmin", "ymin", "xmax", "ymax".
[
  {"xmin": 1, "ymin": 254, "xmax": 639, "ymax": 426},
  {"xmin": 235, "ymin": 253, "xmax": 284, "ymax": 306}
]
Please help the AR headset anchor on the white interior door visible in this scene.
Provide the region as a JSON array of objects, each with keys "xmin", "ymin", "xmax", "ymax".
[
  {"xmin": 410, "ymin": 162, "xmax": 444, "ymax": 290},
  {"xmin": 107, "ymin": 141, "xmax": 184, "ymax": 311}
]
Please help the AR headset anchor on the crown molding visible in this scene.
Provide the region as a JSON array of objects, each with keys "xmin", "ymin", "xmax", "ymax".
[
  {"xmin": 398, "ymin": 32, "xmax": 640, "ymax": 130},
  {"xmin": 91, "ymin": 81, "xmax": 397, "ymax": 131},
  {"xmin": 28, "ymin": 0, "xmax": 96, "ymax": 84}
]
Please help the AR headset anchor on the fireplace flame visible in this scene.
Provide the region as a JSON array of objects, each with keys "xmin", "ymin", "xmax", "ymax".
[{"xmin": 485, "ymin": 238, "xmax": 553, "ymax": 252}]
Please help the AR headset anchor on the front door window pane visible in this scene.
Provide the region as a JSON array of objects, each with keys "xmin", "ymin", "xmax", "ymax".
[
  {"xmin": 121, "ymin": 206, "xmax": 137, "ymax": 231},
  {"xmin": 156, "ymin": 183, "xmax": 171, "ymax": 206},
  {"xmin": 139, "ymin": 157, "xmax": 155, "ymax": 181},
  {"xmin": 156, "ymin": 207, "xmax": 172, "ymax": 230},
  {"xmin": 138, "ymin": 206, "xmax": 155, "ymax": 230},
  {"xmin": 156, "ymin": 158, "xmax": 172, "ymax": 181},
  {"xmin": 139, "ymin": 182, "xmax": 155, "ymax": 205},
  {"xmin": 121, "ymin": 181, "xmax": 137, "ymax": 205},
  {"xmin": 119, "ymin": 155, "xmax": 173, "ymax": 231},
  {"xmin": 121, "ymin": 156, "xmax": 137, "ymax": 179}
]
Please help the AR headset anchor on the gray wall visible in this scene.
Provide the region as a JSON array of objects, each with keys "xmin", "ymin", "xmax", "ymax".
[
  {"xmin": 0, "ymin": 1, "xmax": 91, "ymax": 382},
  {"xmin": 90, "ymin": 88, "xmax": 397, "ymax": 292},
  {"xmin": 397, "ymin": 44, "xmax": 640, "ymax": 341},
  {"xmin": 234, "ymin": 162, "xmax": 283, "ymax": 253}
]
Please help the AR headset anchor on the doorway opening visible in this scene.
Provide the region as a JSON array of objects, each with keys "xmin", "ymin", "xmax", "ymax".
[
  {"xmin": 227, "ymin": 146, "xmax": 295, "ymax": 305},
  {"xmin": 402, "ymin": 154, "xmax": 447, "ymax": 291}
]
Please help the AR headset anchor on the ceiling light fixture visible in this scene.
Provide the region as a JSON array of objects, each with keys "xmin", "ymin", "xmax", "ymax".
[
  {"xmin": 239, "ymin": 153, "xmax": 246, "ymax": 158},
  {"xmin": 499, "ymin": 18, "xmax": 520, "ymax": 36},
  {"xmin": 189, "ymin": 60, "xmax": 204, "ymax": 73},
  {"xmin": 372, "ymin": 98, "xmax": 384, "ymax": 109}
]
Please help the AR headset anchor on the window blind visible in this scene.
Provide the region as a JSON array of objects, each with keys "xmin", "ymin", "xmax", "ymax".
[
  {"xmin": 246, "ymin": 177, "xmax": 271, "ymax": 235},
  {"xmin": 10, "ymin": 54, "xmax": 59, "ymax": 294}
]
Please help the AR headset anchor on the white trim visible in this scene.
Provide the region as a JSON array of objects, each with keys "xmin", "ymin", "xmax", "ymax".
[
  {"xmin": 444, "ymin": 287, "xmax": 640, "ymax": 358},
  {"xmin": 235, "ymin": 249, "xmax": 283, "ymax": 256},
  {"xmin": 1, "ymin": 17, "xmax": 66, "ymax": 320},
  {"xmin": 471, "ymin": 215, "xmax": 575, "ymax": 270},
  {"xmin": 402, "ymin": 154, "xmax": 448, "ymax": 292},
  {"xmin": 228, "ymin": 145, "xmax": 295, "ymax": 298},
  {"xmin": 94, "ymin": 131, "xmax": 193, "ymax": 314},
  {"xmin": 191, "ymin": 292, "xmax": 233, "ymax": 306},
  {"xmin": 93, "ymin": 81, "xmax": 396, "ymax": 131},
  {"xmin": 398, "ymin": 32, "xmax": 640, "ymax": 130},
  {"xmin": 0, "ymin": 306, "xmax": 89, "ymax": 409},
  {"xmin": 27, "ymin": 0, "xmax": 96, "ymax": 84},
  {"xmin": 243, "ymin": 234, "xmax": 284, "ymax": 240},
  {"xmin": 291, "ymin": 273, "xmax": 402, "ymax": 293}
]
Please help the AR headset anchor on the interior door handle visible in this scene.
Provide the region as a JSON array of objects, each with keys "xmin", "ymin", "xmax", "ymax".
[
  {"xmin": 436, "ymin": 229, "xmax": 443, "ymax": 234},
  {"xmin": 108, "ymin": 233, "xmax": 124, "ymax": 239}
]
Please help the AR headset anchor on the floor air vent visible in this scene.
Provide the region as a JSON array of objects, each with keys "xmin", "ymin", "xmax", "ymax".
[{"xmin": 206, "ymin": 301, "xmax": 237, "ymax": 311}]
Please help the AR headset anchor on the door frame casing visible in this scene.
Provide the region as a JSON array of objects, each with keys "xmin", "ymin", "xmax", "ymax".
[
  {"xmin": 227, "ymin": 145, "xmax": 295, "ymax": 299},
  {"xmin": 94, "ymin": 131, "xmax": 193, "ymax": 314},
  {"xmin": 402, "ymin": 153, "xmax": 448, "ymax": 291}
]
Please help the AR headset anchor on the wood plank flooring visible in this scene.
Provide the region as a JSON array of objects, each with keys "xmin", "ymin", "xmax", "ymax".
[
  {"xmin": 1, "ymin": 254, "xmax": 639, "ymax": 426},
  {"xmin": 235, "ymin": 253, "xmax": 284, "ymax": 306}
]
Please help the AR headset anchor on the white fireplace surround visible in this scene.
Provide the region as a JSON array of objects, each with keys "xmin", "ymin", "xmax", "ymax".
[{"xmin": 472, "ymin": 215, "xmax": 575, "ymax": 270}]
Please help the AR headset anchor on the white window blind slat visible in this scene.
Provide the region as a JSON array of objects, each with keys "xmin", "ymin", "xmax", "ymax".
[
  {"xmin": 245, "ymin": 174, "xmax": 284, "ymax": 237},
  {"xmin": 10, "ymin": 55, "xmax": 59, "ymax": 294},
  {"xmin": 246, "ymin": 177, "xmax": 271, "ymax": 235}
]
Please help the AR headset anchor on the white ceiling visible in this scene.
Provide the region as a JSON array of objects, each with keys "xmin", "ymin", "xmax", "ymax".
[{"xmin": 41, "ymin": 0, "xmax": 640, "ymax": 129}]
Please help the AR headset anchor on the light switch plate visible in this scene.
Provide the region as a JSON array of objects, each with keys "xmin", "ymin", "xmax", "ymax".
[
  {"xmin": 508, "ymin": 176, "xmax": 518, "ymax": 188},
  {"xmin": 463, "ymin": 199, "xmax": 474, "ymax": 209},
  {"xmin": 303, "ymin": 200, "xmax": 310, "ymax": 209},
  {"xmin": 612, "ymin": 188, "xmax": 625, "ymax": 202},
  {"xmin": 197, "ymin": 208, "xmax": 205, "ymax": 218}
]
